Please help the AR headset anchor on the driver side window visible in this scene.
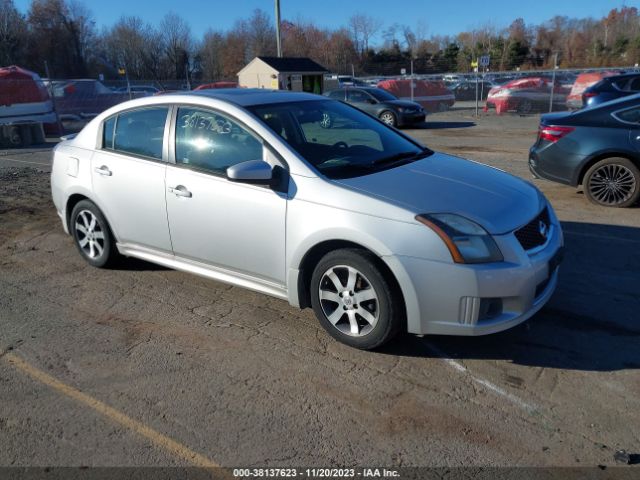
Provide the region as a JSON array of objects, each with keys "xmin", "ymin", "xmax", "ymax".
[{"xmin": 175, "ymin": 107, "xmax": 263, "ymax": 175}]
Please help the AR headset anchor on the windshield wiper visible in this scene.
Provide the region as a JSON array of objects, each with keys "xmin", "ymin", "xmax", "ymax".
[{"xmin": 372, "ymin": 148, "xmax": 432, "ymax": 167}]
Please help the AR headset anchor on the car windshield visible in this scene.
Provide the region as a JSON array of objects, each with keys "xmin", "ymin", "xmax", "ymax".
[
  {"xmin": 248, "ymin": 99, "xmax": 431, "ymax": 180},
  {"xmin": 368, "ymin": 89, "xmax": 397, "ymax": 101}
]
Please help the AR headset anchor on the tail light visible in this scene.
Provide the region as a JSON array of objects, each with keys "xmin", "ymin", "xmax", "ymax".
[
  {"xmin": 583, "ymin": 92, "xmax": 597, "ymax": 99},
  {"xmin": 538, "ymin": 125, "xmax": 574, "ymax": 143}
]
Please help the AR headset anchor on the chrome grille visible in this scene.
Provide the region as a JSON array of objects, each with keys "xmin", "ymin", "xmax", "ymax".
[{"xmin": 514, "ymin": 208, "xmax": 550, "ymax": 251}]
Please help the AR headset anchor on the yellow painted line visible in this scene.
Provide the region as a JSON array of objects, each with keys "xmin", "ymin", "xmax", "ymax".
[{"xmin": 4, "ymin": 352, "xmax": 219, "ymax": 468}]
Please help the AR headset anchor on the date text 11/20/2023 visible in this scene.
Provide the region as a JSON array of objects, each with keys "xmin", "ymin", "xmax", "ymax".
[{"xmin": 232, "ymin": 468, "xmax": 401, "ymax": 478}]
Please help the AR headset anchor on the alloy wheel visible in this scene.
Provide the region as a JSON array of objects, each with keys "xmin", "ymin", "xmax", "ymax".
[
  {"xmin": 380, "ymin": 112, "xmax": 395, "ymax": 126},
  {"xmin": 75, "ymin": 209, "xmax": 106, "ymax": 259},
  {"xmin": 320, "ymin": 112, "xmax": 332, "ymax": 128},
  {"xmin": 588, "ymin": 163, "xmax": 637, "ymax": 206},
  {"xmin": 318, "ymin": 265, "xmax": 379, "ymax": 337}
]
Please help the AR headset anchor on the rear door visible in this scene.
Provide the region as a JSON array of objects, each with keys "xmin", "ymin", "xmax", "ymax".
[{"xmin": 90, "ymin": 105, "xmax": 173, "ymax": 252}]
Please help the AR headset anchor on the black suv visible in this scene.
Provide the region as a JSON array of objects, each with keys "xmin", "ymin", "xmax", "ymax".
[
  {"xmin": 324, "ymin": 87, "xmax": 425, "ymax": 127},
  {"xmin": 583, "ymin": 73, "xmax": 640, "ymax": 108}
]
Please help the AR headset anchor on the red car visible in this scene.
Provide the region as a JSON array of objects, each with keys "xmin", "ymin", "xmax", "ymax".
[
  {"xmin": 194, "ymin": 81, "xmax": 239, "ymax": 90},
  {"xmin": 566, "ymin": 71, "xmax": 619, "ymax": 110},
  {"xmin": 485, "ymin": 77, "xmax": 570, "ymax": 114},
  {"xmin": 377, "ymin": 79, "xmax": 455, "ymax": 112},
  {"xmin": 0, "ymin": 65, "xmax": 61, "ymax": 137},
  {"xmin": 51, "ymin": 79, "xmax": 145, "ymax": 121}
]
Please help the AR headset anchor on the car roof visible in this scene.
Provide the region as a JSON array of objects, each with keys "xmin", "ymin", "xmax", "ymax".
[
  {"xmin": 581, "ymin": 91, "xmax": 640, "ymax": 113},
  {"xmin": 604, "ymin": 72, "xmax": 639, "ymax": 81},
  {"xmin": 188, "ymin": 88, "xmax": 323, "ymax": 106}
]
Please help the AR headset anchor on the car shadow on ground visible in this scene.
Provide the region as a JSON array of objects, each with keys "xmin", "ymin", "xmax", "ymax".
[
  {"xmin": 111, "ymin": 256, "xmax": 169, "ymax": 271},
  {"xmin": 380, "ymin": 221, "xmax": 640, "ymax": 372},
  {"xmin": 412, "ymin": 121, "xmax": 476, "ymax": 130}
]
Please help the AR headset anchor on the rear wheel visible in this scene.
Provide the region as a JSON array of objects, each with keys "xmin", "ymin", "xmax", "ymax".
[
  {"xmin": 517, "ymin": 99, "xmax": 533, "ymax": 114},
  {"xmin": 379, "ymin": 110, "xmax": 397, "ymax": 127},
  {"xmin": 70, "ymin": 200, "xmax": 119, "ymax": 267},
  {"xmin": 310, "ymin": 249, "xmax": 403, "ymax": 350},
  {"xmin": 583, "ymin": 157, "xmax": 639, "ymax": 208}
]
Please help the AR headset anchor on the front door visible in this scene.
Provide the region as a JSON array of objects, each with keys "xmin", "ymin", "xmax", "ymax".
[
  {"xmin": 165, "ymin": 106, "xmax": 287, "ymax": 284},
  {"xmin": 347, "ymin": 89, "xmax": 377, "ymax": 116}
]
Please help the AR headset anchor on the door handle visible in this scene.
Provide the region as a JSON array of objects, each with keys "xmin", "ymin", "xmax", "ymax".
[
  {"xmin": 94, "ymin": 165, "xmax": 112, "ymax": 176},
  {"xmin": 168, "ymin": 185, "xmax": 192, "ymax": 198}
]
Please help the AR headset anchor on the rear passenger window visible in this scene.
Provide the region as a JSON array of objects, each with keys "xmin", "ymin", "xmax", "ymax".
[
  {"xmin": 112, "ymin": 107, "xmax": 168, "ymax": 160},
  {"xmin": 615, "ymin": 107, "xmax": 640, "ymax": 124},
  {"xmin": 629, "ymin": 78, "xmax": 640, "ymax": 92},
  {"xmin": 103, "ymin": 116, "xmax": 115, "ymax": 149}
]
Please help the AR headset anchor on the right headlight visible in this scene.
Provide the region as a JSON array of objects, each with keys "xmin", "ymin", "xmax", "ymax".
[{"xmin": 416, "ymin": 213, "xmax": 503, "ymax": 264}]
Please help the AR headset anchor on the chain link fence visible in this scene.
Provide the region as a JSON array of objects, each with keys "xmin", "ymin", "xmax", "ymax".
[{"xmin": 1, "ymin": 64, "xmax": 638, "ymax": 146}]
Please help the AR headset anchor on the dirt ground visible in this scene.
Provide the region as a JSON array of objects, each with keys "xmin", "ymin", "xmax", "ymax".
[{"xmin": 0, "ymin": 105, "xmax": 639, "ymax": 470}]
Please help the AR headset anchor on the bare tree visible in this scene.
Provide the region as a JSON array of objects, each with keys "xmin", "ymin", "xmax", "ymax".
[
  {"xmin": 26, "ymin": 0, "xmax": 94, "ymax": 76},
  {"xmin": 160, "ymin": 12, "xmax": 193, "ymax": 80},
  {"xmin": 199, "ymin": 29, "xmax": 225, "ymax": 80},
  {"xmin": 349, "ymin": 13, "xmax": 382, "ymax": 55},
  {"xmin": 0, "ymin": 0, "xmax": 27, "ymax": 66}
]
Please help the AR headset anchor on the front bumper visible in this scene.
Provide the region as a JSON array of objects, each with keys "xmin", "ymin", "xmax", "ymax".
[
  {"xmin": 529, "ymin": 145, "xmax": 584, "ymax": 187},
  {"xmin": 386, "ymin": 218, "xmax": 564, "ymax": 336},
  {"xmin": 397, "ymin": 112, "xmax": 426, "ymax": 126}
]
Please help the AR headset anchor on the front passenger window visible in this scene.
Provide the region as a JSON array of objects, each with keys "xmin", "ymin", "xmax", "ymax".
[{"xmin": 175, "ymin": 107, "xmax": 263, "ymax": 175}]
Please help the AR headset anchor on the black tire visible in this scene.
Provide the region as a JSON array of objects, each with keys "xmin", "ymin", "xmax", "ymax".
[
  {"xmin": 70, "ymin": 200, "xmax": 118, "ymax": 267},
  {"xmin": 379, "ymin": 110, "xmax": 397, "ymax": 127},
  {"xmin": 517, "ymin": 99, "xmax": 533, "ymax": 114},
  {"xmin": 310, "ymin": 248, "xmax": 403, "ymax": 350},
  {"xmin": 583, "ymin": 157, "xmax": 640, "ymax": 208}
]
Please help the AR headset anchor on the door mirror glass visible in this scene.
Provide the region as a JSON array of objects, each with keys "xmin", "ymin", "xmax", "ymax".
[{"xmin": 226, "ymin": 160, "xmax": 273, "ymax": 185}]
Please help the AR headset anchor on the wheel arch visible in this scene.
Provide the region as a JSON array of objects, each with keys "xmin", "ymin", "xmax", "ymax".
[
  {"xmin": 65, "ymin": 192, "xmax": 119, "ymax": 241},
  {"xmin": 294, "ymin": 240, "xmax": 407, "ymax": 325}
]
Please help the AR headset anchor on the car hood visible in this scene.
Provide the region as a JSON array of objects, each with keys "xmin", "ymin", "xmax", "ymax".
[
  {"xmin": 385, "ymin": 100, "xmax": 423, "ymax": 110},
  {"xmin": 335, "ymin": 153, "xmax": 544, "ymax": 234}
]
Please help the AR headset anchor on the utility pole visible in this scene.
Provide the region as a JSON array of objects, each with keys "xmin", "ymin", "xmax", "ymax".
[
  {"xmin": 275, "ymin": 0, "xmax": 282, "ymax": 58},
  {"xmin": 410, "ymin": 59, "xmax": 414, "ymax": 102},
  {"xmin": 548, "ymin": 52, "xmax": 558, "ymax": 113}
]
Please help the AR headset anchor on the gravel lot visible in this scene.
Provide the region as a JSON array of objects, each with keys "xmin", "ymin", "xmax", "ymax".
[{"xmin": 0, "ymin": 105, "xmax": 639, "ymax": 470}]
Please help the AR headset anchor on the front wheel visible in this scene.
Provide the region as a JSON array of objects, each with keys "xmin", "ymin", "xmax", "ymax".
[
  {"xmin": 583, "ymin": 157, "xmax": 639, "ymax": 207},
  {"xmin": 319, "ymin": 112, "xmax": 333, "ymax": 128},
  {"xmin": 310, "ymin": 249, "xmax": 403, "ymax": 350},
  {"xmin": 379, "ymin": 110, "xmax": 397, "ymax": 127}
]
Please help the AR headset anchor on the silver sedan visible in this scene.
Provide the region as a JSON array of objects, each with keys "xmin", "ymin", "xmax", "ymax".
[{"xmin": 50, "ymin": 89, "xmax": 563, "ymax": 349}]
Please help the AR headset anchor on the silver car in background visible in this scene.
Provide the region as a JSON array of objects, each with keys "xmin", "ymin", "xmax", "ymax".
[{"xmin": 51, "ymin": 89, "xmax": 564, "ymax": 349}]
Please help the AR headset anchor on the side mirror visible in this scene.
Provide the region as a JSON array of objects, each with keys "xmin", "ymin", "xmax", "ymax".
[
  {"xmin": 226, "ymin": 160, "xmax": 273, "ymax": 185},
  {"xmin": 367, "ymin": 98, "xmax": 377, "ymax": 104}
]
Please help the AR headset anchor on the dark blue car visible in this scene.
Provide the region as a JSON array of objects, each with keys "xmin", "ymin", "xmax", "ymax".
[
  {"xmin": 583, "ymin": 73, "xmax": 640, "ymax": 108},
  {"xmin": 529, "ymin": 93, "xmax": 640, "ymax": 207}
]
